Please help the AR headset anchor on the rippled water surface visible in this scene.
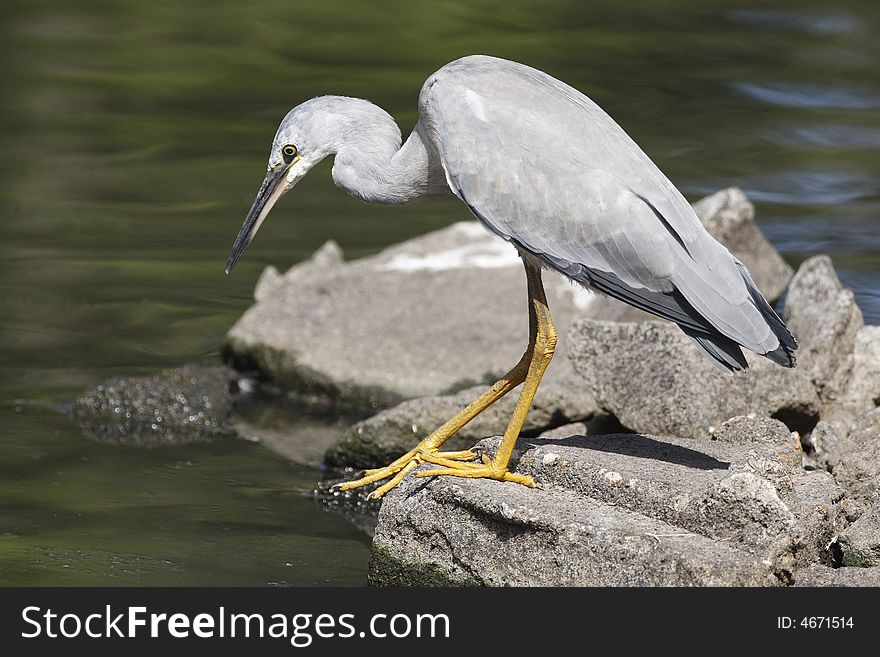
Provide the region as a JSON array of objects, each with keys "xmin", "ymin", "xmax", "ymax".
[{"xmin": 1, "ymin": 0, "xmax": 877, "ymax": 585}]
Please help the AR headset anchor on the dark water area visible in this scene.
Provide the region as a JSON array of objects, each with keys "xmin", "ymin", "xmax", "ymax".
[{"xmin": 1, "ymin": 1, "xmax": 877, "ymax": 585}]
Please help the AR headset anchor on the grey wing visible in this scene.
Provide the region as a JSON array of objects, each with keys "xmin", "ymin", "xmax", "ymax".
[{"xmin": 421, "ymin": 57, "xmax": 796, "ymax": 370}]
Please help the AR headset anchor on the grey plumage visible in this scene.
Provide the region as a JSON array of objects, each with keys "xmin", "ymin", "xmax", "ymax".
[
  {"xmin": 227, "ymin": 54, "xmax": 797, "ymax": 372},
  {"xmin": 421, "ymin": 55, "xmax": 796, "ymax": 371}
]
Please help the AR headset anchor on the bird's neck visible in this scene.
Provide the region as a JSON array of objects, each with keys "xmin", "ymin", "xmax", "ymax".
[{"xmin": 329, "ymin": 101, "xmax": 451, "ymax": 204}]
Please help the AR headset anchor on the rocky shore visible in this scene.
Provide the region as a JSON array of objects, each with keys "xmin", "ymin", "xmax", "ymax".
[{"xmin": 70, "ymin": 188, "xmax": 880, "ymax": 586}]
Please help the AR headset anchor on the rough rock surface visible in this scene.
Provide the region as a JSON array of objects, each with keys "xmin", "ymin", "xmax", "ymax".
[
  {"xmin": 254, "ymin": 240, "xmax": 345, "ymax": 302},
  {"xmin": 371, "ymin": 477, "xmax": 777, "ymax": 587},
  {"xmin": 825, "ymin": 408, "xmax": 880, "ymax": 504},
  {"xmin": 838, "ymin": 326, "xmax": 880, "ymax": 415},
  {"xmin": 70, "ymin": 365, "xmax": 237, "ymax": 446},
  {"xmin": 369, "ymin": 417, "xmax": 845, "ymax": 586},
  {"xmin": 838, "ymin": 503, "xmax": 880, "ymax": 567},
  {"xmin": 783, "ymin": 256, "xmax": 863, "ymax": 411},
  {"xmin": 794, "ymin": 564, "xmax": 880, "ymax": 587},
  {"xmin": 324, "ymin": 384, "xmax": 611, "ymax": 469},
  {"xmin": 568, "ymin": 320, "xmax": 820, "ymax": 438}
]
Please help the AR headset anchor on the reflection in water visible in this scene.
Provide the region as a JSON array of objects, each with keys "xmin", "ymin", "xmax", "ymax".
[
  {"xmin": 731, "ymin": 81, "xmax": 880, "ymax": 110},
  {"xmin": 699, "ymin": 169, "xmax": 879, "ymax": 206},
  {"xmin": 0, "ymin": 0, "xmax": 878, "ymax": 585},
  {"xmin": 726, "ymin": 9, "xmax": 862, "ymax": 36},
  {"xmin": 765, "ymin": 125, "xmax": 880, "ymax": 149}
]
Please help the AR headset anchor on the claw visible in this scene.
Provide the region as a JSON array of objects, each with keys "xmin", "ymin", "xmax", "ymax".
[{"xmin": 368, "ymin": 460, "xmax": 418, "ymax": 499}]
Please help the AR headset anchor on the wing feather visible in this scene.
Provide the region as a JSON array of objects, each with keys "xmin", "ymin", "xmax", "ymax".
[{"xmin": 420, "ymin": 56, "xmax": 796, "ymax": 369}]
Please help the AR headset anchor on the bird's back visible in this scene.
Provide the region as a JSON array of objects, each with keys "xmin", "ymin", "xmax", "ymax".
[{"xmin": 418, "ymin": 55, "xmax": 796, "ymax": 371}]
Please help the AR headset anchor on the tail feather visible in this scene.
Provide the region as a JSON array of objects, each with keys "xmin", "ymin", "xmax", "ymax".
[
  {"xmin": 735, "ymin": 262, "xmax": 798, "ymax": 368},
  {"xmin": 681, "ymin": 326, "xmax": 749, "ymax": 373}
]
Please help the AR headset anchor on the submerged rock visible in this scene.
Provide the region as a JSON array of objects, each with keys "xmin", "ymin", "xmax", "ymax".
[
  {"xmin": 232, "ymin": 393, "xmax": 352, "ymax": 467},
  {"xmin": 70, "ymin": 365, "xmax": 237, "ymax": 447}
]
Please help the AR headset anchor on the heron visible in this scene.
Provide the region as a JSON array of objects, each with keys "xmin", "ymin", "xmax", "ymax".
[{"xmin": 226, "ymin": 55, "xmax": 797, "ymax": 499}]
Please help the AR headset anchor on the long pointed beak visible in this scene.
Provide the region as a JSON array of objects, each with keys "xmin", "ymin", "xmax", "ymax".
[{"xmin": 225, "ymin": 167, "xmax": 289, "ymax": 274}]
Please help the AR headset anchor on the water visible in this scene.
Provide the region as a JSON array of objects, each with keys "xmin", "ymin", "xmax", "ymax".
[{"xmin": 1, "ymin": 0, "xmax": 878, "ymax": 585}]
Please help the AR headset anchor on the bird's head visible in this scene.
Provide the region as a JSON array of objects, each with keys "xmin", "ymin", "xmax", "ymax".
[{"xmin": 225, "ymin": 98, "xmax": 343, "ymax": 274}]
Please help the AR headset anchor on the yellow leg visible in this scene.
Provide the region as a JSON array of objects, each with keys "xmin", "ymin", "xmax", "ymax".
[
  {"xmin": 417, "ymin": 261, "xmax": 556, "ymax": 487},
  {"xmin": 337, "ymin": 258, "xmax": 555, "ymax": 498}
]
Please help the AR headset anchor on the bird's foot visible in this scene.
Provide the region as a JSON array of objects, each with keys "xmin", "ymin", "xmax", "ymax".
[
  {"xmin": 336, "ymin": 446, "xmax": 478, "ymax": 499},
  {"xmin": 415, "ymin": 458, "xmax": 537, "ymax": 488}
]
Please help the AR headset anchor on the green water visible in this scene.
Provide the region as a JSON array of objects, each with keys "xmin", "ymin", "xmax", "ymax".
[{"xmin": 1, "ymin": 0, "xmax": 878, "ymax": 585}]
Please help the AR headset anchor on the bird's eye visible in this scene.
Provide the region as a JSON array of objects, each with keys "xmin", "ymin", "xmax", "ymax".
[{"xmin": 282, "ymin": 145, "xmax": 298, "ymax": 162}]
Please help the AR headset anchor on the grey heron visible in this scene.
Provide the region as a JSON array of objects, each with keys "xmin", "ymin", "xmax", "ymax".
[{"xmin": 226, "ymin": 55, "xmax": 797, "ymax": 498}]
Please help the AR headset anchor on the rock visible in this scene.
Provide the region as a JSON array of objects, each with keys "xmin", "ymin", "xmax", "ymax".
[
  {"xmin": 838, "ymin": 326, "xmax": 880, "ymax": 415},
  {"xmin": 711, "ymin": 415, "xmax": 799, "ymax": 453},
  {"xmin": 370, "ymin": 417, "xmax": 844, "ymax": 586},
  {"xmin": 783, "ymin": 256, "xmax": 863, "ymax": 411},
  {"xmin": 808, "ymin": 421, "xmax": 859, "ymax": 473},
  {"xmin": 794, "ymin": 564, "xmax": 880, "ymax": 587},
  {"xmin": 226, "ymin": 221, "xmax": 596, "ymax": 412},
  {"xmin": 533, "ymin": 421, "xmax": 593, "ymax": 440},
  {"xmin": 253, "ymin": 265, "xmax": 284, "ymax": 303},
  {"xmin": 70, "ymin": 365, "xmax": 237, "ymax": 446},
  {"xmin": 692, "ymin": 187, "xmax": 793, "ymax": 303},
  {"xmin": 324, "ymin": 384, "xmax": 604, "ymax": 470},
  {"xmin": 839, "ymin": 504, "xmax": 880, "ymax": 567},
  {"xmin": 370, "ymin": 473, "xmax": 778, "ymax": 587},
  {"xmin": 828, "ymin": 408, "xmax": 880, "ymax": 503},
  {"xmin": 568, "ymin": 319, "xmax": 820, "ymax": 439},
  {"xmin": 254, "ymin": 240, "xmax": 344, "ymax": 302}
]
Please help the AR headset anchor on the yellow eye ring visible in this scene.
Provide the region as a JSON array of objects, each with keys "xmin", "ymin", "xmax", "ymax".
[{"xmin": 282, "ymin": 145, "xmax": 298, "ymax": 161}]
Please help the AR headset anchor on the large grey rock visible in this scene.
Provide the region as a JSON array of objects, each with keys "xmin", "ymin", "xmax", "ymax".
[
  {"xmin": 839, "ymin": 503, "xmax": 880, "ymax": 567},
  {"xmin": 254, "ymin": 240, "xmax": 344, "ymax": 302},
  {"xmin": 568, "ymin": 319, "xmax": 820, "ymax": 438},
  {"xmin": 370, "ymin": 474, "xmax": 779, "ymax": 587},
  {"xmin": 783, "ymin": 256, "xmax": 863, "ymax": 411},
  {"xmin": 70, "ymin": 365, "xmax": 237, "ymax": 446},
  {"xmin": 794, "ymin": 564, "xmax": 880, "ymax": 587},
  {"xmin": 370, "ymin": 416, "xmax": 844, "ymax": 586},
  {"xmin": 324, "ymin": 383, "xmax": 605, "ymax": 469},
  {"xmin": 226, "ymin": 221, "xmax": 596, "ymax": 412},
  {"xmin": 692, "ymin": 187, "xmax": 793, "ymax": 303}
]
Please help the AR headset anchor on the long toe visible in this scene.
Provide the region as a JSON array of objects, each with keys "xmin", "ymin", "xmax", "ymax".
[{"xmin": 415, "ymin": 464, "xmax": 537, "ymax": 488}]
